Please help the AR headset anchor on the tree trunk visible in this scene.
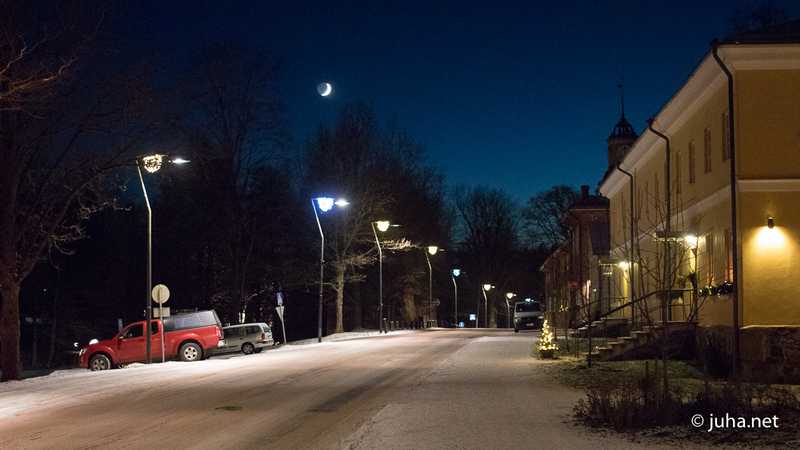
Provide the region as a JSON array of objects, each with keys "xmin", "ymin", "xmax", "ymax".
[
  {"xmin": 47, "ymin": 288, "xmax": 57, "ymax": 368},
  {"xmin": 0, "ymin": 280, "xmax": 21, "ymax": 381},
  {"xmin": 334, "ymin": 264, "xmax": 345, "ymax": 334},
  {"xmin": 402, "ymin": 285, "xmax": 416, "ymax": 322}
]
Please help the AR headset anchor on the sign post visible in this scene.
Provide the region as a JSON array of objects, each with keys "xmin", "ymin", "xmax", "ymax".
[
  {"xmin": 276, "ymin": 303, "xmax": 287, "ymax": 345},
  {"xmin": 152, "ymin": 284, "xmax": 170, "ymax": 363}
]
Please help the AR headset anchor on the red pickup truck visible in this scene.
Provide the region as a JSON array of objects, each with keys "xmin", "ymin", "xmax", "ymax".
[{"xmin": 79, "ymin": 310, "xmax": 225, "ymax": 371}]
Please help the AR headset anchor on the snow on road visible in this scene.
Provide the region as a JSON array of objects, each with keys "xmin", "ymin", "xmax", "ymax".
[{"xmin": 0, "ymin": 329, "xmax": 724, "ymax": 449}]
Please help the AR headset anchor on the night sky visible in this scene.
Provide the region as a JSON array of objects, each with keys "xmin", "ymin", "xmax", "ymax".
[{"xmin": 122, "ymin": 1, "xmax": 797, "ymax": 201}]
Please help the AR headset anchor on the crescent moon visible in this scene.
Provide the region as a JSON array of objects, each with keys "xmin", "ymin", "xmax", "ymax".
[{"xmin": 318, "ymin": 82, "xmax": 332, "ymax": 97}]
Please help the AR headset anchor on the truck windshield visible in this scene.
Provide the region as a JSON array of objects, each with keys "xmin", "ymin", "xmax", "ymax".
[{"xmin": 515, "ymin": 302, "xmax": 541, "ymax": 313}]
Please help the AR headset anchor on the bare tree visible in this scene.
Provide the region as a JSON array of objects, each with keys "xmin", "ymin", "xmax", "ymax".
[
  {"xmin": 454, "ymin": 186, "xmax": 519, "ymax": 327},
  {"xmin": 522, "ymin": 185, "xmax": 579, "ymax": 250},
  {"xmin": 0, "ymin": 2, "xmax": 156, "ymax": 380}
]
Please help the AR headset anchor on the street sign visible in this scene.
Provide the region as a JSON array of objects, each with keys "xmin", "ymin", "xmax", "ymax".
[
  {"xmin": 152, "ymin": 307, "xmax": 170, "ymax": 318},
  {"xmin": 152, "ymin": 284, "xmax": 170, "ymax": 304},
  {"xmin": 469, "ymin": 314, "xmax": 476, "ymax": 321}
]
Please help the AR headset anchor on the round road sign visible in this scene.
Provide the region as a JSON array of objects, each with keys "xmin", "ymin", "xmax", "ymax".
[{"xmin": 152, "ymin": 284, "xmax": 170, "ymax": 304}]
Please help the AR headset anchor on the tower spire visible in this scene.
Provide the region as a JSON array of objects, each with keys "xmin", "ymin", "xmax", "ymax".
[{"xmin": 617, "ymin": 80, "xmax": 626, "ymax": 119}]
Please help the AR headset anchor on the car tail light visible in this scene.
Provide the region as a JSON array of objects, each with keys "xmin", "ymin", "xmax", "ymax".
[
  {"xmin": 217, "ymin": 327, "xmax": 223, "ymax": 339},
  {"xmin": 261, "ymin": 332, "xmax": 266, "ymax": 341}
]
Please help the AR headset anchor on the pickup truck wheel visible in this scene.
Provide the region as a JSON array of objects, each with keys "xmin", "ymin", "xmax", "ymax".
[
  {"xmin": 89, "ymin": 354, "xmax": 112, "ymax": 371},
  {"xmin": 241, "ymin": 343, "xmax": 255, "ymax": 355},
  {"xmin": 179, "ymin": 342, "xmax": 202, "ymax": 362}
]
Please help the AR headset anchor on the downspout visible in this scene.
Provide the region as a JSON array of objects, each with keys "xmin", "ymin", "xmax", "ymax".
[
  {"xmin": 647, "ymin": 119, "xmax": 672, "ymax": 325},
  {"xmin": 616, "ymin": 164, "xmax": 636, "ymax": 327},
  {"xmin": 711, "ymin": 40, "xmax": 741, "ymax": 378}
]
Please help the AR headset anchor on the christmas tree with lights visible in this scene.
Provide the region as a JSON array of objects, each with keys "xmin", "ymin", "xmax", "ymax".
[{"xmin": 538, "ymin": 319, "xmax": 558, "ymax": 358}]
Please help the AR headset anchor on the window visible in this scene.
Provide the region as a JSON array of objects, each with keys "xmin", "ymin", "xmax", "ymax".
[
  {"xmin": 705, "ymin": 233, "xmax": 715, "ymax": 285},
  {"xmin": 721, "ymin": 111, "xmax": 730, "ymax": 161},
  {"xmin": 151, "ymin": 322, "xmax": 159, "ymax": 335},
  {"xmin": 725, "ymin": 228, "xmax": 734, "ymax": 281},
  {"xmin": 688, "ymin": 141, "xmax": 696, "ymax": 184},
  {"xmin": 122, "ymin": 324, "xmax": 144, "ymax": 339},
  {"xmin": 675, "ymin": 152, "xmax": 682, "ymax": 194},
  {"xmin": 703, "ymin": 128, "xmax": 712, "ymax": 173}
]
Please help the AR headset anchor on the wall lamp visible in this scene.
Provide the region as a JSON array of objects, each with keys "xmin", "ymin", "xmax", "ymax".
[{"xmin": 767, "ymin": 216, "xmax": 775, "ymax": 229}]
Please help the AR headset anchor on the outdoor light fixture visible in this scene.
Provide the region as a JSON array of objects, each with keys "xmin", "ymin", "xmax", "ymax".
[
  {"xmin": 452, "ymin": 268, "xmax": 461, "ymax": 277},
  {"xmin": 334, "ymin": 199, "xmax": 350, "ymax": 208},
  {"xmin": 483, "ymin": 284, "xmax": 492, "ymax": 291},
  {"xmin": 768, "ymin": 216, "xmax": 775, "ymax": 229},
  {"xmin": 617, "ymin": 261, "xmax": 630, "ymax": 271},
  {"xmin": 427, "ymin": 245, "xmax": 439, "ymax": 256},
  {"xmin": 525, "ymin": 298, "xmax": 532, "ymax": 302},
  {"xmin": 506, "ymin": 292, "xmax": 515, "ymax": 300},
  {"xmin": 376, "ymin": 220, "xmax": 391, "ymax": 232},
  {"xmin": 171, "ymin": 157, "xmax": 190, "ymax": 165},
  {"xmin": 683, "ymin": 234, "xmax": 698, "ymax": 249},
  {"xmin": 315, "ymin": 197, "xmax": 335, "ymax": 212},
  {"xmin": 141, "ymin": 154, "xmax": 164, "ymax": 173}
]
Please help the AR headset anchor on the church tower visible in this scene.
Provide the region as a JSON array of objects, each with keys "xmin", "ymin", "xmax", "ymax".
[{"xmin": 607, "ymin": 83, "xmax": 638, "ymax": 170}]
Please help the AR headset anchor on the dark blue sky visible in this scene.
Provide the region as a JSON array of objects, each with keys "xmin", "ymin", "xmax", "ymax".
[{"xmin": 125, "ymin": 1, "xmax": 796, "ymax": 200}]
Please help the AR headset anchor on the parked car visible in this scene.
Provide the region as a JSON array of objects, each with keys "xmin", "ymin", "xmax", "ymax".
[
  {"xmin": 79, "ymin": 310, "xmax": 225, "ymax": 371},
  {"xmin": 216, "ymin": 322, "xmax": 273, "ymax": 355},
  {"xmin": 513, "ymin": 300, "xmax": 544, "ymax": 332}
]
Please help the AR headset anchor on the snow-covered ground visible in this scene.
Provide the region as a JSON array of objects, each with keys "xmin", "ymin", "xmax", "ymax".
[{"xmin": 0, "ymin": 329, "xmax": 725, "ymax": 449}]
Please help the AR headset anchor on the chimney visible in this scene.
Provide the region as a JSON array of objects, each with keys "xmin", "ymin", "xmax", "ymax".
[{"xmin": 580, "ymin": 185, "xmax": 590, "ymax": 199}]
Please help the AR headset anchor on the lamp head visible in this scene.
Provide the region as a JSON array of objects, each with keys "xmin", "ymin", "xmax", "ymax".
[
  {"xmin": 315, "ymin": 197, "xmax": 335, "ymax": 212},
  {"xmin": 375, "ymin": 220, "xmax": 391, "ymax": 232},
  {"xmin": 334, "ymin": 198, "xmax": 349, "ymax": 208},
  {"xmin": 427, "ymin": 245, "xmax": 439, "ymax": 256},
  {"xmin": 768, "ymin": 216, "xmax": 775, "ymax": 229},
  {"xmin": 171, "ymin": 157, "xmax": 190, "ymax": 165},
  {"xmin": 482, "ymin": 284, "xmax": 492, "ymax": 292},
  {"xmin": 452, "ymin": 268, "xmax": 461, "ymax": 277},
  {"xmin": 141, "ymin": 154, "xmax": 165, "ymax": 173},
  {"xmin": 617, "ymin": 261, "xmax": 630, "ymax": 271},
  {"xmin": 506, "ymin": 292, "xmax": 515, "ymax": 300},
  {"xmin": 683, "ymin": 234, "xmax": 698, "ymax": 249}
]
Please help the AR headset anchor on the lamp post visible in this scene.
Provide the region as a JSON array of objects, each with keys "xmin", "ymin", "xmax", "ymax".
[
  {"xmin": 451, "ymin": 269, "xmax": 461, "ymax": 327},
  {"xmin": 482, "ymin": 284, "xmax": 492, "ymax": 328},
  {"xmin": 372, "ymin": 220, "xmax": 394, "ymax": 333},
  {"xmin": 136, "ymin": 154, "xmax": 189, "ymax": 364},
  {"xmin": 505, "ymin": 292, "xmax": 516, "ymax": 329},
  {"xmin": 311, "ymin": 196, "xmax": 349, "ymax": 343},
  {"xmin": 424, "ymin": 246, "xmax": 439, "ymax": 327}
]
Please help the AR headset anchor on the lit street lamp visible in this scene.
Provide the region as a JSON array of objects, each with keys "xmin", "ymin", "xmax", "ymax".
[
  {"xmin": 505, "ymin": 292, "xmax": 516, "ymax": 328},
  {"xmin": 311, "ymin": 196, "xmax": 348, "ymax": 343},
  {"xmin": 136, "ymin": 154, "xmax": 189, "ymax": 364},
  {"xmin": 372, "ymin": 220, "xmax": 397, "ymax": 333},
  {"xmin": 451, "ymin": 268, "xmax": 461, "ymax": 327},
  {"xmin": 424, "ymin": 246, "xmax": 439, "ymax": 327},
  {"xmin": 481, "ymin": 284, "xmax": 492, "ymax": 328}
]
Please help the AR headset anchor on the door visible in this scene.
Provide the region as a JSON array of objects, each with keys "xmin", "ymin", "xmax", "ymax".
[
  {"xmin": 117, "ymin": 323, "xmax": 145, "ymax": 363},
  {"xmin": 224, "ymin": 327, "xmax": 242, "ymax": 350}
]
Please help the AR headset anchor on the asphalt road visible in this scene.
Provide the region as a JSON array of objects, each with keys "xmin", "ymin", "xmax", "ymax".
[{"xmin": 0, "ymin": 329, "xmax": 710, "ymax": 449}]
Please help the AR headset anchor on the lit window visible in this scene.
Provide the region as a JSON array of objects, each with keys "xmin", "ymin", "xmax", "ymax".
[
  {"xmin": 725, "ymin": 228, "xmax": 733, "ymax": 281},
  {"xmin": 705, "ymin": 233, "xmax": 715, "ymax": 285}
]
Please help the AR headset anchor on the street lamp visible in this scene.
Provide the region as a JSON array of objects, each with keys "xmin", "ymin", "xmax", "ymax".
[
  {"xmin": 311, "ymin": 196, "xmax": 349, "ymax": 343},
  {"xmin": 505, "ymin": 292, "xmax": 516, "ymax": 329},
  {"xmin": 451, "ymin": 268, "xmax": 461, "ymax": 327},
  {"xmin": 136, "ymin": 153, "xmax": 189, "ymax": 364},
  {"xmin": 372, "ymin": 220, "xmax": 397, "ymax": 333},
  {"xmin": 424, "ymin": 245, "xmax": 440, "ymax": 327},
  {"xmin": 481, "ymin": 284, "xmax": 492, "ymax": 328}
]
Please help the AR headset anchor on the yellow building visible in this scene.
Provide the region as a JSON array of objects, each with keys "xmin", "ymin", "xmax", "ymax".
[{"xmin": 599, "ymin": 37, "xmax": 800, "ymax": 379}]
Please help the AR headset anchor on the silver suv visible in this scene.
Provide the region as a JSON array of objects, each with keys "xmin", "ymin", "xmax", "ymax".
[{"xmin": 218, "ymin": 322, "xmax": 274, "ymax": 355}]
